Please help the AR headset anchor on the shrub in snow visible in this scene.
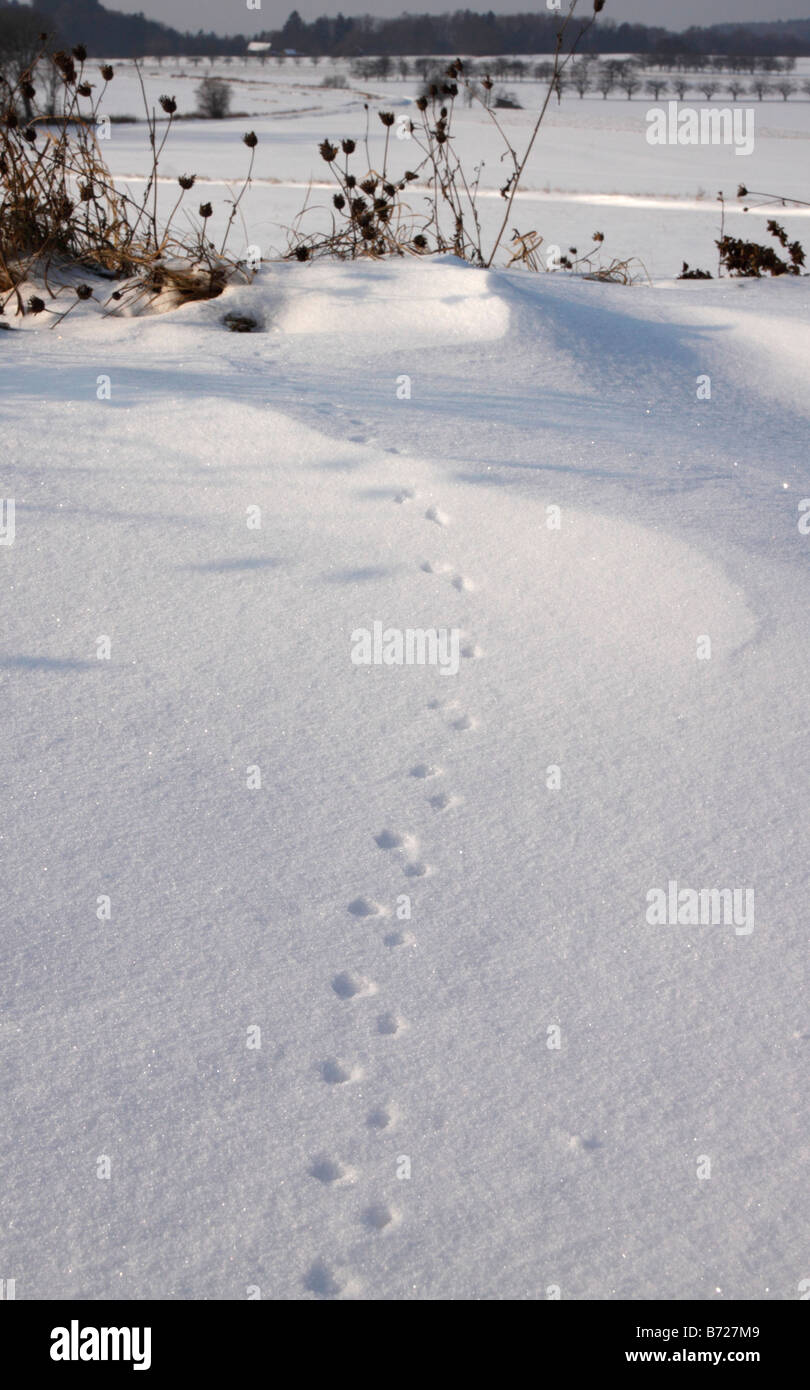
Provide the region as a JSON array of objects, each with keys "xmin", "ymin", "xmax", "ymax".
[{"xmin": 195, "ymin": 76, "xmax": 232, "ymax": 120}]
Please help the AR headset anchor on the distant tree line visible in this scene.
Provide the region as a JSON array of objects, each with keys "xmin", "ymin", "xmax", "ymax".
[
  {"xmin": 1, "ymin": 1, "xmax": 809, "ymax": 62},
  {"xmin": 350, "ymin": 53, "xmax": 808, "ymax": 103}
]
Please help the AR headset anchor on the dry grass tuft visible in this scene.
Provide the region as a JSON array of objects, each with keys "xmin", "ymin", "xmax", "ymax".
[{"xmin": 1, "ymin": 40, "xmax": 257, "ymax": 319}]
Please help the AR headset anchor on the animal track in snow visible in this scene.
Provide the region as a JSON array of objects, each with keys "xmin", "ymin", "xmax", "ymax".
[
  {"xmin": 384, "ymin": 928, "xmax": 416, "ymax": 949},
  {"xmin": 309, "ymin": 1156, "xmax": 357, "ymax": 1185},
  {"xmin": 394, "ymin": 488, "xmax": 414, "ymax": 503},
  {"xmin": 403, "ymin": 861, "xmax": 429, "ymax": 879},
  {"xmin": 363, "ymin": 1203, "xmax": 400, "ymax": 1232},
  {"xmin": 377, "ymin": 1011, "xmax": 407, "ymax": 1037},
  {"xmin": 410, "ymin": 762, "xmax": 442, "ymax": 780},
  {"xmin": 421, "ymin": 561, "xmax": 476, "ymax": 593},
  {"xmin": 367, "ymin": 1103, "xmax": 397, "ymax": 1130},
  {"xmin": 374, "ymin": 828, "xmax": 415, "ymax": 852},
  {"xmin": 331, "ymin": 970, "xmax": 377, "ymax": 999},
  {"xmin": 429, "ymin": 700, "xmax": 477, "ymax": 732},
  {"xmin": 320, "ymin": 1058, "xmax": 363, "ymax": 1086},
  {"xmin": 424, "ymin": 505, "xmax": 449, "ymax": 527},
  {"xmin": 568, "ymin": 1134, "xmax": 602, "ymax": 1153},
  {"xmin": 347, "ymin": 896, "xmax": 386, "ymax": 918},
  {"xmin": 461, "ymin": 640, "xmax": 483, "ymax": 660},
  {"xmin": 428, "ymin": 790, "xmax": 461, "ymax": 812},
  {"xmin": 304, "ymin": 1260, "xmax": 357, "ymax": 1299}
]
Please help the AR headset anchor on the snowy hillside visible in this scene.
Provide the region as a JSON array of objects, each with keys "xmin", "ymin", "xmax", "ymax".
[{"xmin": 2, "ymin": 256, "xmax": 808, "ymax": 1299}]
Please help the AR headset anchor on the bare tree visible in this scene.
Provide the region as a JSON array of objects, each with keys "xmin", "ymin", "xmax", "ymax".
[
  {"xmin": 726, "ymin": 80, "xmax": 745, "ymax": 101},
  {"xmin": 196, "ymin": 77, "xmax": 232, "ymax": 119},
  {"xmin": 775, "ymin": 80, "xmax": 796, "ymax": 101},
  {"xmin": 699, "ymin": 81, "xmax": 719, "ymax": 100},
  {"xmin": 570, "ymin": 60, "xmax": 592, "ymax": 99},
  {"xmin": 596, "ymin": 68, "xmax": 616, "ymax": 100},
  {"xmin": 645, "ymin": 78, "xmax": 669, "ymax": 101}
]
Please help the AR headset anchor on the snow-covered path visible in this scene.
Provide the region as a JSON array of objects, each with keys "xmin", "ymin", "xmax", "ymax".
[{"xmin": 1, "ymin": 261, "xmax": 808, "ymax": 1298}]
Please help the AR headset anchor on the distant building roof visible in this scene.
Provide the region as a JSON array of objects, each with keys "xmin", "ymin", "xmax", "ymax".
[{"xmin": 247, "ymin": 41, "xmax": 272, "ymax": 53}]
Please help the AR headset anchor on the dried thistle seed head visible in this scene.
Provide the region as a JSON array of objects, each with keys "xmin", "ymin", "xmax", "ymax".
[
  {"xmin": 178, "ymin": 174, "xmax": 196, "ymax": 190},
  {"xmin": 72, "ymin": 44, "xmax": 87, "ymax": 62},
  {"xmin": 379, "ymin": 111, "xmax": 395, "ymax": 127},
  {"xmin": 5, "ymin": 106, "xmax": 18, "ymax": 127},
  {"xmin": 594, "ymin": 0, "xmax": 605, "ymax": 10},
  {"xmin": 100, "ymin": 65, "xmax": 114, "ymax": 82},
  {"xmin": 483, "ymin": 77, "xmax": 493, "ymax": 90},
  {"xmin": 737, "ymin": 184, "xmax": 748, "ymax": 198},
  {"xmin": 22, "ymin": 126, "xmax": 37, "ymax": 144},
  {"xmin": 21, "ymin": 81, "xmax": 36, "ymax": 101},
  {"xmin": 27, "ymin": 296, "xmax": 45, "ymax": 315},
  {"xmin": 199, "ymin": 202, "xmax": 213, "ymax": 218},
  {"xmin": 294, "ymin": 245, "xmax": 310, "ymax": 261},
  {"xmin": 75, "ymin": 284, "xmax": 92, "ymax": 300},
  {"xmin": 54, "ymin": 52, "xmax": 77, "ymax": 85},
  {"xmin": 78, "ymin": 82, "xmax": 92, "ymax": 97},
  {"xmin": 333, "ymin": 193, "xmax": 345, "ymax": 209},
  {"xmin": 341, "ymin": 138, "xmax": 355, "ymax": 154},
  {"xmin": 404, "ymin": 170, "xmax": 418, "ymax": 181},
  {"xmin": 593, "ymin": 230, "xmax": 604, "ymax": 242},
  {"xmin": 159, "ymin": 95, "xmax": 177, "ymax": 114},
  {"xmin": 413, "ymin": 234, "xmax": 427, "ymax": 249},
  {"xmin": 345, "ymin": 173, "xmax": 356, "ymax": 188},
  {"xmin": 415, "ymin": 96, "xmax": 428, "ymax": 111},
  {"xmin": 243, "ymin": 130, "xmax": 258, "ymax": 147},
  {"xmin": 360, "ymin": 177, "xmax": 377, "ymax": 194},
  {"xmin": 79, "ymin": 182, "xmax": 93, "ymax": 201},
  {"xmin": 383, "ymin": 182, "xmax": 396, "ymax": 197},
  {"xmin": 319, "ymin": 139, "xmax": 338, "ymax": 162}
]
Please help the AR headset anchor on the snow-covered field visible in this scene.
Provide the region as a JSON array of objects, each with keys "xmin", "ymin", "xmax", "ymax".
[
  {"xmin": 1, "ymin": 58, "xmax": 809, "ymax": 1301},
  {"xmin": 100, "ymin": 56, "xmax": 810, "ymax": 276}
]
